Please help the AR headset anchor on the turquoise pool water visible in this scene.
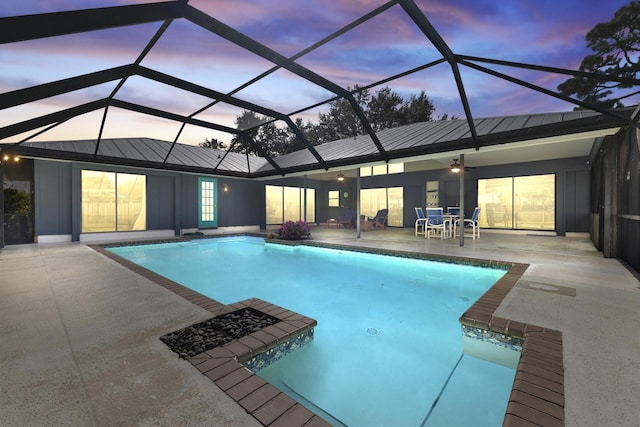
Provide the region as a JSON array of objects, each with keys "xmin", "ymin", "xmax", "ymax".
[{"xmin": 109, "ymin": 236, "xmax": 516, "ymax": 426}]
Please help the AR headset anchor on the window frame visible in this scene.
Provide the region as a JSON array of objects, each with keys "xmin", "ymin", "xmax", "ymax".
[
  {"xmin": 81, "ymin": 170, "xmax": 147, "ymax": 233},
  {"xmin": 266, "ymin": 185, "xmax": 315, "ymax": 225},
  {"xmin": 477, "ymin": 174, "xmax": 555, "ymax": 231},
  {"xmin": 328, "ymin": 190, "xmax": 339, "ymax": 207}
]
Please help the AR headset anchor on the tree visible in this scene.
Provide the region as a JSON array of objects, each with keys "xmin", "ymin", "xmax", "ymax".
[
  {"xmin": 557, "ymin": 1, "xmax": 640, "ymax": 108},
  {"xmin": 397, "ymin": 90, "xmax": 435, "ymax": 125},
  {"xmin": 316, "ymin": 85, "xmax": 370, "ymax": 142},
  {"xmin": 229, "ymin": 111, "xmax": 290, "ymax": 157},
  {"xmin": 283, "ymin": 118, "xmax": 316, "ymax": 154},
  {"xmin": 4, "ymin": 188, "xmax": 31, "ymax": 215},
  {"xmin": 201, "ymin": 86, "xmax": 441, "ymax": 155},
  {"xmin": 199, "ymin": 137, "xmax": 225, "ymax": 150},
  {"xmin": 367, "ymin": 87, "xmax": 404, "ymax": 131}
]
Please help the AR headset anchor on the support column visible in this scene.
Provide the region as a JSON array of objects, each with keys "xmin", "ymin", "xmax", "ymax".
[
  {"xmin": 458, "ymin": 154, "xmax": 465, "ymax": 246},
  {"xmin": 356, "ymin": 171, "xmax": 361, "ymax": 238},
  {"xmin": 303, "ymin": 175, "xmax": 307, "ymax": 223},
  {"xmin": 602, "ymin": 136, "xmax": 618, "ymax": 257}
]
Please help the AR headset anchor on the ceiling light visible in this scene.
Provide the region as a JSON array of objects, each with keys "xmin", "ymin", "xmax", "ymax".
[
  {"xmin": 337, "ymin": 172, "xmax": 345, "ymax": 181},
  {"xmin": 450, "ymin": 159, "xmax": 461, "ymax": 173}
]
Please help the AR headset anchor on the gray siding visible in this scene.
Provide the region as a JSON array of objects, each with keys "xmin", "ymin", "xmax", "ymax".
[
  {"xmin": 34, "ymin": 160, "xmax": 72, "ymax": 236},
  {"xmin": 216, "ymin": 179, "xmax": 263, "ymax": 227},
  {"xmin": 309, "ymin": 157, "xmax": 591, "ymax": 234},
  {"xmin": 146, "ymin": 174, "xmax": 175, "ymax": 230},
  {"xmin": 34, "ymin": 159, "xmax": 264, "ymax": 240},
  {"xmin": 179, "ymin": 175, "xmax": 199, "ymax": 229},
  {"xmin": 179, "ymin": 175, "xmax": 264, "ymax": 229},
  {"xmin": 31, "ymin": 155, "xmax": 591, "ymax": 240}
]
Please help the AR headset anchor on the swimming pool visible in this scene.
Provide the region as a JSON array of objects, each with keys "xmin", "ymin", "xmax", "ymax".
[{"xmin": 109, "ymin": 236, "xmax": 516, "ymax": 426}]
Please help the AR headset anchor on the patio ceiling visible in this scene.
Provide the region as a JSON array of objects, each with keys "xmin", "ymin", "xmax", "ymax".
[{"xmin": 0, "ymin": 1, "xmax": 638, "ymax": 178}]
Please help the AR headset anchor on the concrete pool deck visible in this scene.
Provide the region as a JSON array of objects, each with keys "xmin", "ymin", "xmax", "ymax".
[{"xmin": 1, "ymin": 228, "xmax": 639, "ymax": 426}]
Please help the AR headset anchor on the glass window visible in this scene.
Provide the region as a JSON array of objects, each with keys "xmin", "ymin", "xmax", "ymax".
[
  {"xmin": 360, "ymin": 187, "xmax": 403, "ymax": 227},
  {"xmin": 328, "ymin": 190, "xmax": 339, "ymax": 207},
  {"xmin": 266, "ymin": 185, "xmax": 315, "ymax": 224},
  {"xmin": 514, "ymin": 175, "xmax": 555, "ymax": 230},
  {"xmin": 82, "ymin": 170, "xmax": 116, "ymax": 232},
  {"xmin": 360, "ymin": 163, "xmax": 404, "ymax": 176},
  {"xmin": 372, "ymin": 165, "xmax": 387, "ymax": 176},
  {"xmin": 284, "ymin": 186, "xmax": 301, "ymax": 222},
  {"xmin": 478, "ymin": 177, "xmax": 512, "ymax": 229},
  {"xmin": 478, "ymin": 174, "xmax": 554, "ymax": 230},
  {"xmin": 306, "ymin": 188, "xmax": 316, "ymax": 223},
  {"xmin": 387, "ymin": 187, "xmax": 404, "ymax": 227},
  {"xmin": 117, "ymin": 173, "xmax": 146, "ymax": 231},
  {"xmin": 266, "ymin": 185, "xmax": 283, "ymax": 224},
  {"xmin": 81, "ymin": 170, "xmax": 146, "ymax": 233},
  {"xmin": 388, "ymin": 163, "xmax": 404, "ymax": 174},
  {"xmin": 360, "ymin": 188, "xmax": 386, "ymax": 218}
]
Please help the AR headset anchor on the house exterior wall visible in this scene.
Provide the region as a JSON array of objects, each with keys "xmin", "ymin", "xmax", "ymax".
[
  {"xmin": 33, "ymin": 160, "xmax": 263, "ymax": 243},
  {"xmin": 34, "ymin": 160, "xmax": 72, "ymax": 240},
  {"xmin": 30, "ymin": 155, "xmax": 592, "ymax": 243},
  {"xmin": 469, "ymin": 157, "xmax": 590, "ymax": 235},
  {"xmin": 179, "ymin": 174, "xmax": 263, "ymax": 230},
  {"xmin": 311, "ymin": 157, "xmax": 591, "ymax": 235}
]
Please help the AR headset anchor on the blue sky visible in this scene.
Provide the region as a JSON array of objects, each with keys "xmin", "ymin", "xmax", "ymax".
[{"xmin": 0, "ymin": 0, "xmax": 635, "ymax": 146}]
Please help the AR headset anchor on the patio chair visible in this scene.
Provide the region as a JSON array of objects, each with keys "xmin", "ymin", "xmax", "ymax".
[
  {"xmin": 361, "ymin": 209, "xmax": 388, "ymax": 231},
  {"xmin": 447, "ymin": 206, "xmax": 460, "ymax": 216},
  {"xmin": 425, "ymin": 207, "xmax": 452, "ymax": 239},
  {"xmin": 337, "ymin": 210, "xmax": 357, "ymax": 228},
  {"xmin": 414, "ymin": 207, "xmax": 428, "ymax": 236},
  {"xmin": 455, "ymin": 207, "xmax": 481, "ymax": 239}
]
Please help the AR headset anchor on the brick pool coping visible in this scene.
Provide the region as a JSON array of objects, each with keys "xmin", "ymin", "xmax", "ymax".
[
  {"xmin": 459, "ymin": 263, "xmax": 565, "ymax": 426},
  {"xmin": 93, "ymin": 244, "xmax": 330, "ymax": 427},
  {"xmin": 93, "ymin": 237, "xmax": 565, "ymax": 426}
]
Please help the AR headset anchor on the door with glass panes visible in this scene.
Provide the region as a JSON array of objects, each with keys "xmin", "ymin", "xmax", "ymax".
[{"xmin": 198, "ymin": 177, "xmax": 218, "ymax": 228}]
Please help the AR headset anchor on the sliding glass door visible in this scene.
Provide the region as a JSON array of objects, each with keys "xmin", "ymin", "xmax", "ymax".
[
  {"xmin": 360, "ymin": 187, "xmax": 404, "ymax": 227},
  {"xmin": 265, "ymin": 185, "xmax": 315, "ymax": 225},
  {"xmin": 478, "ymin": 174, "xmax": 555, "ymax": 230}
]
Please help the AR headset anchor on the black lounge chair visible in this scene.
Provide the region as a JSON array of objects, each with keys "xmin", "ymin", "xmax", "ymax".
[{"xmin": 361, "ymin": 209, "xmax": 388, "ymax": 231}]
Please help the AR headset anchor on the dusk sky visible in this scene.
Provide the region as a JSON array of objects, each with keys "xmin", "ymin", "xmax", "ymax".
[{"xmin": 0, "ymin": 0, "xmax": 635, "ymax": 147}]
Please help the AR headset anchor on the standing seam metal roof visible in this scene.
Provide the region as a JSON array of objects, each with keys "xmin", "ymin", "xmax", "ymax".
[{"xmin": 4, "ymin": 107, "xmax": 634, "ymax": 177}]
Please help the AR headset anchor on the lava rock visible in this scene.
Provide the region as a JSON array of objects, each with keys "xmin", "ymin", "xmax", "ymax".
[{"xmin": 160, "ymin": 307, "xmax": 281, "ymax": 358}]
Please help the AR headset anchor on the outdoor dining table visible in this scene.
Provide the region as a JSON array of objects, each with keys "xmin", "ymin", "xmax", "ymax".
[{"xmin": 443, "ymin": 214, "xmax": 460, "ymax": 238}]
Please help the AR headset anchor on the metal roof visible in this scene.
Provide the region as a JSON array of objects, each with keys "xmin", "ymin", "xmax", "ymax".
[
  {"xmin": 253, "ymin": 108, "xmax": 633, "ymax": 176},
  {"xmin": 6, "ymin": 107, "xmax": 632, "ymax": 177},
  {"xmin": 9, "ymin": 137, "xmax": 268, "ymax": 176}
]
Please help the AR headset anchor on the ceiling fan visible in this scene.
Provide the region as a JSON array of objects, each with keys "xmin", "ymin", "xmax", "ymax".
[{"xmin": 449, "ymin": 159, "xmax": 474, "ymax": 173}]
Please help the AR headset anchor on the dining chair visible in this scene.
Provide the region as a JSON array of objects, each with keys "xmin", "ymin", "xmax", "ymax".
[
  {"xmin": 425, "ymin": 207, "xmax": 452, "ymax": 239},
  {"xmin": 414, "ymin": 207, "xmax": 428, "ymax": 236},
  {"xmin": 455, "ymin": 207, "xmax": 481, "ymax": 239}
]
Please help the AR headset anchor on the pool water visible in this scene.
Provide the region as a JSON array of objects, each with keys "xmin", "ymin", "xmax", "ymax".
[{"xmin": 109, "ymin": 236, "xmax": 516, "ymax": 427}]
